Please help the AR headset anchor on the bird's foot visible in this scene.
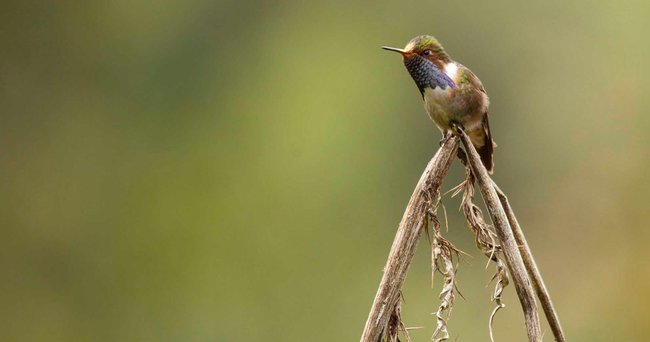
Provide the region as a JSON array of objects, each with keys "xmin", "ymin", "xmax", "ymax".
[
  {"xmin": 450, "ymin": 122, "xmax": 465, "ymax": 136},
  {"xmin": 439, "ymin": 132, "xmax": 452, "ymax": 146}
]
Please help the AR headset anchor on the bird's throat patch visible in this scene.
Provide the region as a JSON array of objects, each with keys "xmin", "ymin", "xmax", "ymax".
[{"xmin": 403, "ymin": 56, "xmax": 457, "ymax": 95}]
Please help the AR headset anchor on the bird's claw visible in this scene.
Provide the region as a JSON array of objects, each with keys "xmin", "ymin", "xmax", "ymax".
[
  {"xmin": 450, "ymin": 122, "xmax": 464, "ymax": 136},
  {"xmin": 439, "ymin": 131, "xmax": 453, "ymax": 146}
]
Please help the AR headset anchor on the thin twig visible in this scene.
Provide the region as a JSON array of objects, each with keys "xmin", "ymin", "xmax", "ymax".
[
  {"xmin": 492, "ymin": 182, "xmax": 566, "ymax": 341},
  {"xmin": 360, "ymin": 138, "xmax": 459, "ymax": 342},
  {"xmin": 456, "ymin": 128, "xmax": 543, "ymax": 341}
]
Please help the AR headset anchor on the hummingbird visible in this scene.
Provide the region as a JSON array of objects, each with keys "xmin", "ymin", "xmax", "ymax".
[{"xmin": 383, "ymin": 35, "xmax": 495, "ymax": 173}]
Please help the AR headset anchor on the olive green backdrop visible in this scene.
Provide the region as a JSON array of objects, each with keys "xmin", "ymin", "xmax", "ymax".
[{"xmin": 1, "ymin": 0, "xmax": 649, "ymax": 341}]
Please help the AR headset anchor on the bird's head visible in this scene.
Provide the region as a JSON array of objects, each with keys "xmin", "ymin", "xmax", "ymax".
[
  {"xmin": 382, "ymin": 35, "xmax": 455, "ymax": 93},
  {"xmin": 382, "ymin": 35, "xmax": 450, "ymax": 67}
]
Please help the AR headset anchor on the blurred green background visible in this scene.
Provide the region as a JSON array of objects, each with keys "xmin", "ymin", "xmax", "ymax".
[{"xmin": 1, "ymin": 0, "xmax": 649, "ymax": 341}]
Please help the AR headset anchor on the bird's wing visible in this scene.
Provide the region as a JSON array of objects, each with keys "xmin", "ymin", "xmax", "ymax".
[
  {"xmin": 459, "ymin": 64, "xmax": 495, "ymax": 172},
  {"xmin": 458, "ymin": 63, "xmax": 487, "ymax": 94}
]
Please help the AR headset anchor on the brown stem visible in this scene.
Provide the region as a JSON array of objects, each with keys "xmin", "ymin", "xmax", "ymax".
[
  {"xmin": 457, "ymin": 130, "xmax": 543, "ymax": 342},
  {"xmin": 360, "ymin": 137, "xmax": 459, "ymax": 342},
  {"xmin": 493, "ymin": 182, "xmax": 567, "ymax": 341}
]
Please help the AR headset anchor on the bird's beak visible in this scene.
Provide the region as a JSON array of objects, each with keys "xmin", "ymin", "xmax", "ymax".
[{"xmin": 381, "ymin": 46, "xmax": 406, "ymax": 54}]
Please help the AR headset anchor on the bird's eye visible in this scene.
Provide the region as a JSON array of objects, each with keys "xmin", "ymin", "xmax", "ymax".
[{"xmin": 423, "ymin": 50, "xmax": 431, "ymax": 56}]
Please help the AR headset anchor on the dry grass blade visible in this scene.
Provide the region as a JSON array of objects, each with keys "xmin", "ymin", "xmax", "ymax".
[
  {"xmin": 489, "ymin": 258, "xmax": 508, "ymax": 342},
  {"xmin": 385, "ymin": 295, "xmax": 412, "ymax": 342},
  {"xmin": 453, "ymin": 165, "xmax": 510, "ymax": 342},
  {"xmin": 425, "ymin": 192, "xmax": 462, "ymax": 342}
]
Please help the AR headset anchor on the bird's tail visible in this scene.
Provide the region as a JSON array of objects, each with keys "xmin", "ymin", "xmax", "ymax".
[
  {"xmin": 477, "ymin": 141, "xmax": 494, "ymax": 174},
  {"xmin": 470, "ymin": 114, "xmax": 495, "ymax": 174}
]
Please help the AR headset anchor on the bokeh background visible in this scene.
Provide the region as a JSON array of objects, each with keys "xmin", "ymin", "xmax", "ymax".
[{"xmin": 2, "ymin": 0, "xmax": 649, "ymax": 341}]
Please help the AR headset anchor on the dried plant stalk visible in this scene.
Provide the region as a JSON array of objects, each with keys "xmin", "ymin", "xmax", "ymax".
[
  {"xmin": 360, "ymin": 138, "xmax": 459, "ymax": 342},
  {"xmin": 362, "ymin": 130, "xmax": 562, "ymax": 342},
  {"xmin": 457, "ymin": 128, "xmax": 542, "ymax": 341},
  {"xmin": 425, "ymin": 194, "xmax": 461, "ymax": 342},
  {"xmin": 493, "ymin": 182, "xmax": 566, "ymax": 341},
  {"xmin": 451, "ymin": 165, "xmax": 510, "ymax": 342}
]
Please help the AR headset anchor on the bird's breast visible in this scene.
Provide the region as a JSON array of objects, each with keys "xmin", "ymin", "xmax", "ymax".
[{"xmin": 423, "ymin": 86, "xmax": 455, "ymax": 130}]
